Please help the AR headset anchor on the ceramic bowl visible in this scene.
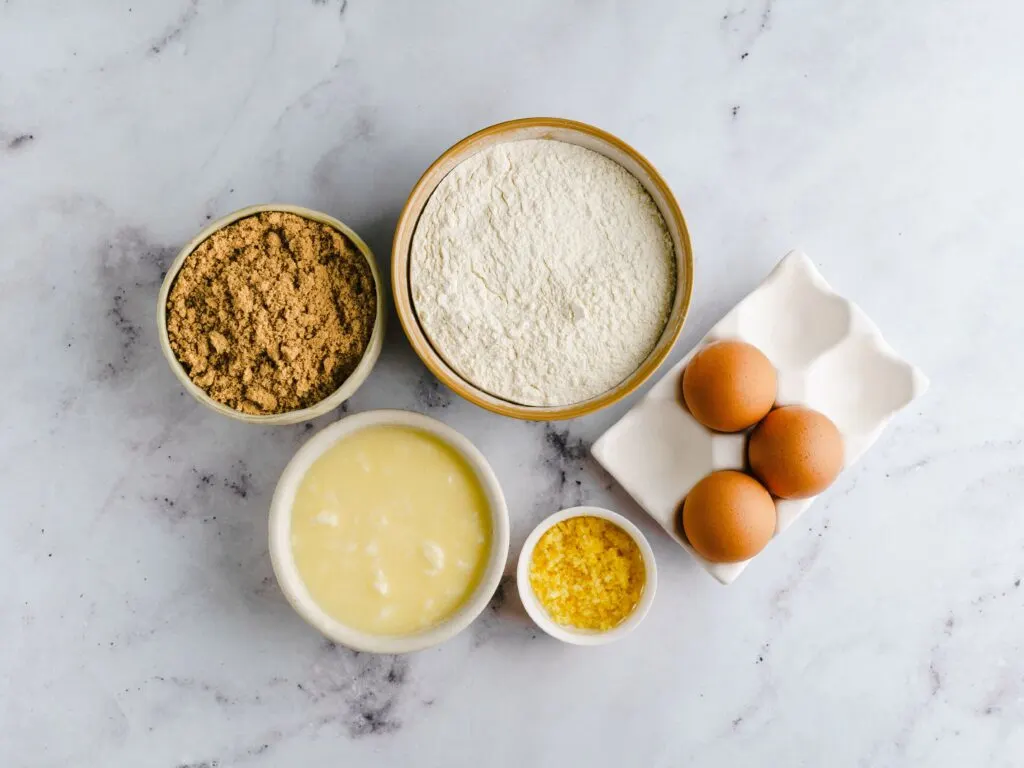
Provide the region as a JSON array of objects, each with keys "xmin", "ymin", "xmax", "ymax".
[
  {"xmin": 392, "ymin": 117, "xmax": 694, "ymax": 421},
  {"xmin": 517, "ymin": 506, "xmax": 657, "ymax": 645},
  {"xmin": 156, "ymin": 203, "xmax": 386, "ymax": 425},
  {"xmin": 269, "ymin": 409, "xmax": 511, "ymax": 654},
  {"xmin": 593, "ymin": 250, "xmax": 930, "ymax": 584}
]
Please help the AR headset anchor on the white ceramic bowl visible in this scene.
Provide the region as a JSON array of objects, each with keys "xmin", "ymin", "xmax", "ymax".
[
  {"xmin": 517, "ymin": 506, "xmax": 657, "ymax": 646},
  {"xmin": 269, "ymin": 409, "xmax": 510, "ymax": 653},
  {"xmin": 157, "ymin": 203, "xmax": 386, "ymax": 425}
]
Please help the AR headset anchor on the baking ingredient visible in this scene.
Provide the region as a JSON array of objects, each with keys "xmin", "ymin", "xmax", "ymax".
[
  {"xmin": 681, "ymin": 340, "xmax": 776, "ymax": 432},
  {"xmin": 529, "ymin": 516, "xmax": 645, "ymax": 631},
  {"xmin": 748, "ymin": 405, "xmax": 844, "ymax": 499},
  {"xmin": 290, "ymin": 425, "xmax": 491, "ymax": 636},
  {"xmin": 166, "ymin": 211, "xmax": 376, "ymax": 415},
  {"xmin": 411, "ymin": 139, "xmax": 676, "ymax": 407},
  {"xmin": 681, "ymin": 470, "xmax": 776, "ymax": 563}
]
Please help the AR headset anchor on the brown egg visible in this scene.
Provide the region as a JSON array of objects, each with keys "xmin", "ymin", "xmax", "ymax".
[
  {"xmin": 681, "ymin": 340, "xmax": 777, "ymax": 432},
  {"xmin": 748, "ymin": 405, "xmax": 844, "ymax": 499},
  {"xmin": 681, "ymin": 470, "xmax": 777, "ymax": 563}
]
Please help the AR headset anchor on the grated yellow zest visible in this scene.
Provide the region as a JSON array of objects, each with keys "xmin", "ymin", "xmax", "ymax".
[{"xmin": 529, "ymin": 516, "xmax": 646, "ymax": 631}]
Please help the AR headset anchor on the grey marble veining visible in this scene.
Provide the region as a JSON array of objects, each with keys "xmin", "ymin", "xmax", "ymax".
[{"xmin": 2, "ymin": 1, "xmax": 1023, "ymax": 766}]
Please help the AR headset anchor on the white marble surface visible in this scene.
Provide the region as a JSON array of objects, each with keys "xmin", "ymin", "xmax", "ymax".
[{"xmin": 1, "ymin": 1, "xmax": 1021, "ymax": 766}]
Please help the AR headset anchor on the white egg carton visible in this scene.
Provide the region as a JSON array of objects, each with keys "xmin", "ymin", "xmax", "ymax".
[{"xmin": 592, "ymin": 250, "xmax": 929, "ymax": 585}]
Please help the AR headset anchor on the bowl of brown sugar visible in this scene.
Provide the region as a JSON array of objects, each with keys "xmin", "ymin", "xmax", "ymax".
[{"xmin": 157, "ymin": 204, "xmax": 385, "ymax": 424}]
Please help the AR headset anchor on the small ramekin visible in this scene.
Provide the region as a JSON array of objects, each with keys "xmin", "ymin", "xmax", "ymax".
[
  {"xmin": 156, "ymin": 204, "xmax": 386, "ymax": 425},
  {"xmin": 268, "ymin": 409, "xmax": 511, "ymax": 654},
  {"xmin": 517, "ymin": 506, "xmax": 657, "ymax": 646}
]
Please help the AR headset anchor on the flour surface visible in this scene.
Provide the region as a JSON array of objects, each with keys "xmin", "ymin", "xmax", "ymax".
[{"xmin": 410, "ymin": 139, "xmax": 676, "ymax": 407}]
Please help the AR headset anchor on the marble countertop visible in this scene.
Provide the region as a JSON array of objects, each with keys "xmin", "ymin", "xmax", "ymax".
[{"xmin": 2, "ymin": 1, "xmax": 1021, "ymax": 766}]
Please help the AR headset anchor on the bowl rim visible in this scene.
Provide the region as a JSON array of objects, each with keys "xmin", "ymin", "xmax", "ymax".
[
  {"xmin": 268, "ymin": 409, "xmax": 511, "ymax": 654},
  {"xmin": 391, "ymin": 116, "xmax": 694, "ymax": 421},
  {"xmin": 516, "ymin": 505, "xmax": 658, "ymax": 646},
  {"xmin": 156, "ymin": 203, "xmax": 387, "ymax": 425}
]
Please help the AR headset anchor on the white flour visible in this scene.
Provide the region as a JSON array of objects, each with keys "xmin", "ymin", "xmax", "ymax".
[{"xmin": 410, "ymin": 139, "xmax": 676, "ymax": 407}]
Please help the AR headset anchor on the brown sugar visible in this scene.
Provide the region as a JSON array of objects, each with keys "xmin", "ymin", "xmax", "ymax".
[{"xmin": 166, "ymin": 211, "xmax": 377, "ymax": 415}]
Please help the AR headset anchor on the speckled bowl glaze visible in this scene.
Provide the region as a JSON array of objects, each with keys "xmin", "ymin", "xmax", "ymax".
[
  {"xmin": 593, "ymin": 251, "xmax": 930, "ymax": 585},
  {"xmin": 269, "ymin": 409, "xmax": 511, "ymax": 654},
  {"xmin": 392, "ymin": 117, "xmax": 694, "ymax": 422},
  {"xmin": 517, "ymin": 506, "xmax": 657, "ymax": 646},
  {"xmin": 156, "ymin": 203, "xmax": 386, "ymax": 425}
]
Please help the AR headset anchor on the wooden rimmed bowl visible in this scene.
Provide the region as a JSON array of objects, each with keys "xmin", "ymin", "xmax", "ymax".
[{"xmin": 392, "ymin": 117, "xmax": 694, "ymax": 421}]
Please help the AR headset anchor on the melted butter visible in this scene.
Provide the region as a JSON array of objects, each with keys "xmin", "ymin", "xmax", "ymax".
[{"xmin": 291, "ymin": 425, "xmax": 491, "ymax": 636}]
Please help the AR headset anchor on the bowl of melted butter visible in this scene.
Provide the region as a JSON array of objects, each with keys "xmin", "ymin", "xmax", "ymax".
[{"xmin": 269, "ymin": 410, "xmax": 510, "ymax": 653}]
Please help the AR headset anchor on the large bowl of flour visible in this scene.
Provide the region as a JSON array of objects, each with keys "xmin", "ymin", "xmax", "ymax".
[{"xmin": 393, "ymin": 117, "xmax": 693, "ymax": 421}]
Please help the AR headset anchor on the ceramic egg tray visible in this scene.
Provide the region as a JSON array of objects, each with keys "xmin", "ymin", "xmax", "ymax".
[{"xmin": 592, "ymin": 250, "xmax": 929, "ymax": 585}]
